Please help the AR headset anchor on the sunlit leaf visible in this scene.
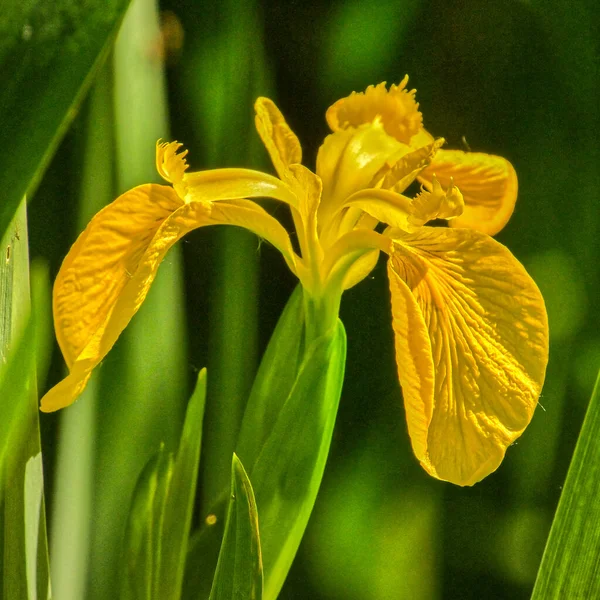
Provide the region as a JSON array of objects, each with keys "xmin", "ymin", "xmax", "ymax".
[
  {"xmin": 208, "ymin": 454, "xmax": 263, "ymax": 600},
  {"xmin": 184, "ymin": 290, "xmax": 346, "ymax": 600},
  {"xmin": 121, "ymin": 369, "xmax": 207, "ymax": 600},
  {"xmin": 0, "ymin": 199, "xmax": 50, "ymax": 600},
  {"xmin": 532, "ymin": 368, "xmax": 600, "ymax": 598}
]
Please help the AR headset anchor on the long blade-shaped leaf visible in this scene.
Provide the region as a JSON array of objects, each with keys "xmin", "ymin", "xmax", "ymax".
[
  {"xmin": 209, "ymin": 455, "xmax": 263, "ymax": 600},
  {"xmin": 120, "ymin": 369, "xmax": 207, "ymax": 600},
  {"xmin": 0, "ymin": 0, "xmax": 131, "ymax": 238},
  {"xmin": 251, "ymin": 320, "xmax": 346, "ymax": 600},
  {"xmin": 0, "ymin": 199, "xmax": 50, "ymax": 600},
  {"xmin": 532, "ymin": 368, "xmax": 600, "ymax": 598}
]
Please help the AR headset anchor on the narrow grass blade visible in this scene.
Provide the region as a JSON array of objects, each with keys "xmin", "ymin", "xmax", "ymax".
[
  {"xmin": 208, "ymin": 455, "xmax": 263, "ymax": 600},
  {"xmin": 532, "ymin": 368, "xmax": 600, "ymax": 598},
  {"xmin": 0, "ymin": 199, "xmax": 50, "ymax": 600},
  {"xmin": 0, "ymin": 0, "xmax": 132, "ymax": 238},
  {"xmin": 120, "ymin": 369, "xmax": 207, "ymax": 600}
]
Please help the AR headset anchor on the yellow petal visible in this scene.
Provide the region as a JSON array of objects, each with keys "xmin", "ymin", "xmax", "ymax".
[
  {"xmin": 53, "ymin": 184, "xmax": 183, "ymax": 368},
  {"xmin": 156, "ymin": 141, "xmax": 189, "ymax": 199},
  {"xmin": 379, "ymin": 139, "xmax": 444, "ymax": 193},
  {"xmin": 387, "ymin": 259, "xmax": 436, "ymax": 460},
  {"xmin": 41, "ymin": 187, "xmax": 213, "ymax": 412},
  {"xmin": 316, "ymin": 120, "xmax": 405, "ymax": 220},
  {"xmin": 418, "ymin": 149, "xmax": 518, "ymax": 235},
  {"xmin": 40, "ymin": 185, "xmax": 302, "ymax": 411},
  {"xmin": 409, "ymin": 176, "xmax": 464, "ymax": 228},
  {"xmin": 389, "ymin": 227, "xmax": 549, "ymax": 485},
  {"xmin": 184, "ymin": 168, "xmax": 298, "ymax": 208},
  {"xmin": 326, "ymin": 78, "xmax": 423, "ymax": 144},
  {"xmin": 341, "ymin": 188, "xmax": 413, "ymax": 232},
  {"xmin": 254, "ymin": 97, "xmax": 302, "ymax": 179}
]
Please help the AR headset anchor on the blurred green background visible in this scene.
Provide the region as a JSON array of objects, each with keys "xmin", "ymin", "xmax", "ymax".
[{"xmin": 29, "ymin": 0, "xmax": 598, "ymax": 598}]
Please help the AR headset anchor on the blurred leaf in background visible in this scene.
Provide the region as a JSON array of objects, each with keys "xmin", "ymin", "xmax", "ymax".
[
  {"xmin": 0, "ymin": 0, "xmax": 132, "ymax": 239},
  {"xmin": 169, "ymin": 0, "xmax": 272, "ymax": 511}
]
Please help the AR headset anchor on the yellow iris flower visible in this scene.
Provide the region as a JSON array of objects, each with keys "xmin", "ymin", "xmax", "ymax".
[{"xmin": 40, "ymin": 77, "xmax": 549, "ymax": 486}]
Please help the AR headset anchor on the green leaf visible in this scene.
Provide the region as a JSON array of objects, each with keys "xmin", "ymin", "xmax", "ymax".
[
  {"xmin": 0, "ymin": 0, "xmax": 132, "ymax": 239},
  {"xmin": 182, "ymin": 287, "xmax": 303, "ymax": 598},
  {"xmin": 208, "ymin": 455, "xmax": 263, "ymax": 600},
  {"xmin": 250, "ymin": 320, "xmax": 346, "ymax": 600},
  {"xmin": 183, "ymin": 291, "xmax": 346, "ymax": 600},
  {"xmin": 0, "ymin": 199, "xmax": 50, "ymax": 600},
  {"xmin": 120, "ymin": 369, "xmax": 207, "ymax": 600},
  {"xmin": 236, "ymin": 285, "xmax": 305, "ymax": 467},
  {"xmin": 532, "ymin": 368, "xmax": 600, "ymax": 598}
]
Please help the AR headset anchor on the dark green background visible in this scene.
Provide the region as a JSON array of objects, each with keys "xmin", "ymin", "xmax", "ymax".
[{"xmin": 33, "ymin": 0, "xmax": 599, "ymax": 598}]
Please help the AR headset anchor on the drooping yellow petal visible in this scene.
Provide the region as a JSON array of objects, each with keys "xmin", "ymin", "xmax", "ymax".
[
  {"xmin": 41, "ymin": 186, "xmax": 207, "ymax": 412},
  {"xmin": 387, "ymin": 259, "xmax": 436, "ymax": 460},
  {"xmin": 418, "ymin": 149, "xmax": 518, "ymax": 235},
  {"xmin": 388, "ymin": 227, "xmax": 549, "ymax": 485},
  {"xmin": 53, "ymin": 184, "xmax": 184, "ymax": 368},
  {"xmin": 254, "ymin": 97, "xmax": 302, "ymax": 180},
  {"xmin": 326, "ymin": 78, "xmax": 423, "ymax": 145},
  {"xmin": 40, "ymin": 183, "xmax": 301, "ymax": 412}
]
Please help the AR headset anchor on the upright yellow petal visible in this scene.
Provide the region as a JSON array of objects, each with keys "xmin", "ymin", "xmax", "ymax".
[
  {"xmin": 156, "ymin": 141, "xmax": 189, "ymax": 199},
  {"xmin": 316, "ymin": 121, "xmax": 406, "ymax": 213},
  {"xmin": 326, "ymin": 78, "xmax": 423, "ymax": 145},
  {"xmin": 418, "ymin": 149, "xmax": 518, "ymax": 235},
  {"xmin": 254, "ymin": 97, "xmax": 302, "ymax": 179},
  {"xmin": 388, "ymin": 227, "xmax": 548, "ymax": 485}
]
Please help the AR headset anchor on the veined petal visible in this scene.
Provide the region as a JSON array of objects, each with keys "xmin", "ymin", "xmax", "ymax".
[
  {"xmin": 326, "ymin": 78, "xmax": 423, "ymax": 145},
  {"xmin": 40, "ymin": 187, "xmax": 303, "ymax": 412},
  {"xmin": 387, "ymin": 260, "xmax": 435, "ymax": 460},
  {"xmin": 419, "ymin": 149, "xmax": 518, "ymax": 235},
  {"xmin": 41, "ymin": 190, "xmax": 212, "ymax": 412},
  {"xmin": 53, "ymin": 184, "xmax": 183, "ymax": 368},
  {"xmin": 388, "ymin": 227, "xmax": 548, "ymax": 485},
  {"xmin": 254, "ymin": 97, "xmax": 302, "ymax": 180}
]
